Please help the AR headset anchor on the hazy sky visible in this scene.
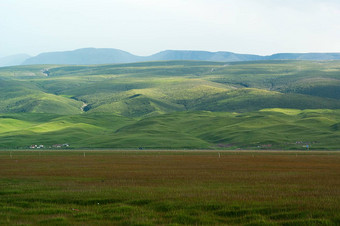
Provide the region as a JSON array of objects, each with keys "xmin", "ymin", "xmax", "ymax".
[{"xmin": 1, "ymin": 0, "xmax": 340, "ymax": 57}]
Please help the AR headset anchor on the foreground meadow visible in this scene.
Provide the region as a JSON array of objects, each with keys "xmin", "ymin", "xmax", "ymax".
[{"xmin": 0, "ymin": 150, "xmax": 339, "ymax": 225}]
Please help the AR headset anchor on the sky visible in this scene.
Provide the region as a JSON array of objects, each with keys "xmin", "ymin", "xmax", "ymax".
[{"xmin": 1, "ymin": 0, "xmax": 340, "ymax": 57}]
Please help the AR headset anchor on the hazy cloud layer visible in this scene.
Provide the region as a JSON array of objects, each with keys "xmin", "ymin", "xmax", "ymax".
[{"xmin": 1, "ymin": 0, "xmax": 340, "ymax": 57}]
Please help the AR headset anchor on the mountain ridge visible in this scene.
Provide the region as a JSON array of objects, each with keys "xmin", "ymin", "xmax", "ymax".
[{"xmin": 19, "ymin": 48, "xmax": 340, "ymax": 66}]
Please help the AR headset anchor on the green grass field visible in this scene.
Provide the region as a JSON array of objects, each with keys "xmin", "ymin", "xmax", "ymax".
[{"xmin": 0, "ymin": 150, "xmax": 339, "ymax": 225}]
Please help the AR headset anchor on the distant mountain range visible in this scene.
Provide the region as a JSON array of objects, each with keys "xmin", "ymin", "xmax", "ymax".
[
  {"xmin": 2, "ymin": 48, "xmax": 340, "ymax": 66},
  {"xmin": 0, "ymin": 54, "xmax": 31, "ymax": 67},
  {"xmin": 22, "ymin": 48, "xmax": 140, "ymax": 65}
]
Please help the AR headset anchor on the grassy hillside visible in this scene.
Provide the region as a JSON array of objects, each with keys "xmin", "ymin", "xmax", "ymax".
[
  {"xmin": 2, "ymin": 60, "xmax": 339, "ymax": 117},
  {"xmin": 0, "ymin": 60, "xmax": 339, "ymax": 149},
  {"xmin": 0, "ymin": 113, "xmax": 135, "ymax": 148},
  {"xmin": 0, "ymin": 109, "xmax": 339, "ymax": 149},
  {"xmin": 0, "ymin": 79, "xmax": 83, "ymax": 114},
  {"xmin": 110, "ymin": 109, "xmax": 340, "ymax": 149}
]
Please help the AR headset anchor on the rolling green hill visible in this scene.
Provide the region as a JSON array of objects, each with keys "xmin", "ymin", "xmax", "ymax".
[
  {"xmin": 0, "ymin": 109, "xmax": 339, "ymax": 149},
  {"xmin": 2, "ymin": 60, "xmax": 340, "ymax": 117},
  {"xmin": 0, "ymin": 79, "xmax": 83, "ymax": 114},
  {"xmin": 0, "ymin": 60, "xmax": 339, "ymax": 149}
]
